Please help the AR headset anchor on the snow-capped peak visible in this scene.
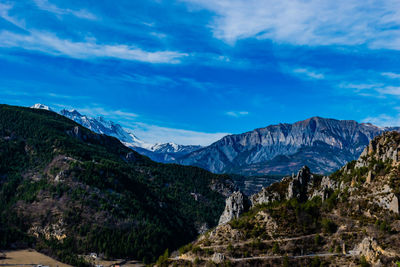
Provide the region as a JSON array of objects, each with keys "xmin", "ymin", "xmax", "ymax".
[
  {"xmin": 59, "ymin": 108, "xmax": 150, "ymax": 148},
  {"xmin": 28, "ymin": 104, "xmax": 202, "ymax": 163},
  {"xmin": 31, "ymin": 103, "xmax": 52, "ymax": 111},
  {"xmin": 148, "ymin": 142, "xmax": 202, "ymax": 153}
]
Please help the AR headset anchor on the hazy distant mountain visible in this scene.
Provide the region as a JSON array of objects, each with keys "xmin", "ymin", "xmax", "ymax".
[
  {"xmin": 31, "ymin": 104, "xmax": 202, "ymax": 162},
  {"xmin": 179, "ymin": 117, "xmax": 400, "ymax": 175},
  {"xmin": 134, "ymin": 143, "xmax": 202, "ymax": 163}
]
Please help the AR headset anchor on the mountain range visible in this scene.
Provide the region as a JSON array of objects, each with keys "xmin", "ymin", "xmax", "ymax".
[
  {"xmin": 31, "ymin": 104, "xmax": 400, "ymax": 176},
  {"xmin": 179, "ymin": 117, "xmax": 400, "ymax": 175},
  {"xmin": 31, "ymin": 104, "xmax": 201, "ymax": 163}
]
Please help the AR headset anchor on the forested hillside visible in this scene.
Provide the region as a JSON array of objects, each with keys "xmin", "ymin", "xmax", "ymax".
[{"xmin": 0, "ymin": 104, "xmax": 234, "ymax": 265}]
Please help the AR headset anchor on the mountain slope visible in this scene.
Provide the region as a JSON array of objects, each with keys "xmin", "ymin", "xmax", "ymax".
[
  {"xmin": 171, "ymin": 131, "xmax": 400, "ymax": 266},
  {"xmin": 134, "ymin": 143, "xmax": 202, "ymax": 163},
  {"xmin": 58, "ymin": 108, "xmax": 201, "ymax": 163},
  {"xmin": 179, "ymin": 116, "xmax": 399, "ymax": 175},
  {"xmin": 0, "ymin": 104, "xmax": 234, "ymax": 265},
  {"xmin": 60, "ymin": 109, "xmax": 146, "ymax": 148}
]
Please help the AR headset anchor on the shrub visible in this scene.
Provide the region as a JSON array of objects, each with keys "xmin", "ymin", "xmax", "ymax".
[
  {"xmin": 314, "ymin": 233, "xmax": 321, "ymax": 246},
  {"xmin": 321, "ymin": 218, "xmax": 337, "ymax": 234},
  {"xmin": 360, "ymin": 255, "xmax": 370, "ymax": 267},
  {"xmin": 272, "ymin": 242, "xmax": 280, "ymax": 254}
]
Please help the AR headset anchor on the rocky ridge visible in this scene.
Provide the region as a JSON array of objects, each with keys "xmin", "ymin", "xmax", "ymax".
[
  {"xmin": 179, "ymin": 117, "xmax": 400, "ymax": 175},
  {"xmin": 170, "ymin": 131, "xmax": 400, "ymax": 266}
]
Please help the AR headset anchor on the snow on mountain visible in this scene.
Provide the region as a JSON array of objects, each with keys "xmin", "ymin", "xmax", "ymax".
[
  {"xmin": 147, "ymin": 142, "xmax": 202, "ymax": 153},
  {"xmin": 30, "ymin": 104, "xmax": 204, "ymax": 162},
  {"xmin": 59, "ymin": 109, "xmax": 147, "ymax": 148},
  {"xmin": 31, "ymin": 103, "xmax": 52, "ymax": 111},
  {"xmin": 134, "ymin": 143, "xmax": 202, "ymax": 163}
]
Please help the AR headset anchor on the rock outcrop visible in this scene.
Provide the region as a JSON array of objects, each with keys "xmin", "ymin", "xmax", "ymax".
[
  {"xmin": 218, "ymin": 191, "xmax": 249, "ymax": 225},
  {"xmin": 287, "ymin": 166, "xmax": 312, "ymax": 201},
  {"xmin": 251, "ymin": 166, "xmax": 321, "ymax": 206},
  {"xmin": 351, "ymin": 132, "xmax": 400, "ymax": 214},
  {"xmin": 175, "ymin": 132, "xmax": 400, "ymax": 267},
  {"xmin": 250, "ymin": 186, "xmax": 281, "ymax": 207},
  {"xmin": 355, "ymin": 131, "xmax": 400, "ymax": 169}
]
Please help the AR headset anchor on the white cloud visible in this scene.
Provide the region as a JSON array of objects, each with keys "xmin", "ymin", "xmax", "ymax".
[
  {"xmin": 291, "ymin": 68, "xmax": 325, "ymax": 80},
  {"xmin": 339, "ymin": 81, "xmax": 400, "ymax": 98},
  {"xmin": 381, "ymin": 72, "xmax": 400, "ymax": 79},
  {"xmin": 363, "ymin": 114, "xmax": 400, "ymax": 127},
  {"xmin": 182, "ymin": 0, "xmax": 400, "ymax": 49},
  {"xmin": 0, "ymin": 30, "xmax": 188, "ymax": 63},
  {"xmin": 33, "ymin": 0, "xmax": 96, "ymax": 20},
  {"xmin": 0, "ymin": 3, "xmax": 26, "ymax": 28},
  {"xmin": 130, "ymin": 123, "xmax": 229, "ymax": 146},
  {"xmin": 225, "ymin": 111, "xmax": 249, "ymax": 117},
  {"xmin": 377, "ymin": 86, "xmax": 400, "ymax": 96},
  {"xmin": 67, "ymin": 106, "xmax": 139, "ymax": 120},
  {"xmin": 339, "ymin": 83, "xmax": 383, "ymax": 91}
]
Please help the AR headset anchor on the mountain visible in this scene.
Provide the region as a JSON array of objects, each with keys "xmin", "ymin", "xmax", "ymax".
[
  {"xmin": 59, "ymin": 109, "xmax": 146, "ymax": 148},
  {"xmin": 170, "ymin": 131, "xmax": 400, "ymax": 266},
  {"xmin": 0, "ymin": 104, "xmax": 235, "ymax": 265},
  {"xmin": 31, "ymin": 103, "xmax": 52, "ymax": 111},
  {"xmin": 30, "ymin": 104, "xmax": 202, "ymax": 163},
  {"xmin": 179, "ymin": 116, "xmax": 400, "ymax": 175},
  {"xmin": 59, "ymin": 109, "xmax": 203, "ymax": 162},
  {"xmin": 134, "ymin": 143, "xmax": 202, "ymax": 163}
]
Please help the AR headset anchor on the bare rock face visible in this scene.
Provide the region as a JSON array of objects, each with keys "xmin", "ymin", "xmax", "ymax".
[
  {"xmin": 374, "ymin": 185, "xmax": 399, "ymax": 214},
  {"xmin": 351, "ymin": 237, "xmax": 397, "ymax": 265},
  {"xmin": 250, "ymin": 186, "xmax": 281, "ymax": 207},
  {"xmin": 287, "ymin": 166, "xmax": 312, "ymax": 201},
  {"xmin": 251, "ymin": 166, "xmax": 317, "ymax": 206},
  {"xmin": 179, "ymin": 117, "xmax": 398, "ymax": 175},
  {"xmin": 352, "ymin": 132, "xmax": 400, "ymax": 214},
  {"xmin": 207, "ymin": 223, "xmax": 244, "ymax": 243},
  {"xmin": 355, "ymin": 131, "xmax": 400, "ymax": 169},
  {"xmin": 211, "ymin": 253, "xmax": 225, "ymax": 264},
  {"xmin": 311, "ymin": 175, "xmax": 339, "ymax": 201},
  {"xmin": 218, "ymin": 191, "xmax": 249, "ymax": 225}
]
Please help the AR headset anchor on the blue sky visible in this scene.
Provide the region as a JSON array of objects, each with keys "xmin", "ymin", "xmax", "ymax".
[{"xmin": 1, "ymin": 0, "xmax": 400, "ymax": 145}]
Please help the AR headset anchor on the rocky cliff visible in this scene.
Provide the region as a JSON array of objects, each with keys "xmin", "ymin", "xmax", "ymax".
[
  {"xmin": 218, "ymin": 191, "xmax": 249, "ymax": 225},
  {"xmin": 169, "ymin": 131, "xmax": 400, "ymax": 266},
  {"xmin": 179, "ymin": 117, "xmax": 399, "ymax": 175}
]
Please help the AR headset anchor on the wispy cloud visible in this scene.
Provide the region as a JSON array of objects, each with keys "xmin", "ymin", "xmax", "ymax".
[
  {"xmin": 61, "ymin": 105, "xmax": 139, "ymax": 120},
  {"xmin": 291, "ymin": 67, "xmax": 325, "ymax": 80},
  {"xmin": 182, "ymin": 0, "xmax": 400, "ymax": 50},
  {"xmin": 0, "ymin": 3, "xmax": 26, "ymax": 28},
  {"xmin": 377, "ymin": 86, "xmax": 400, "ymax": 96},
  {"xmin": 130, "ymin": 122, "xmax": 229, "ymax": 146},
  {"xmin": 0, "ymin": 4, "xmax": 187, "ymax": 64},
  {"xmin": 339, "ymin": 82, "xmax": 384, "ymax": 91},
  {"xmin": 0, "ymin": 89, "xmax": 89, "ymax": 100},
  {"xmin": 0, "ymin": 30, "xmax": 188, "ymax": 63},
  {"xmin": 363, "ymin": 114, "xmax": 400, "ymax": 127},
  {"xmin": 225, "ymin": 111, "xmax": 249, "ymax": 117},
  {"xmin": 381, "ymin": 72, "xmax": 400, "ymax": 79},
  {"xmin": 33, "ymin": 0, "xmax": 97, "ymax": 20}
]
